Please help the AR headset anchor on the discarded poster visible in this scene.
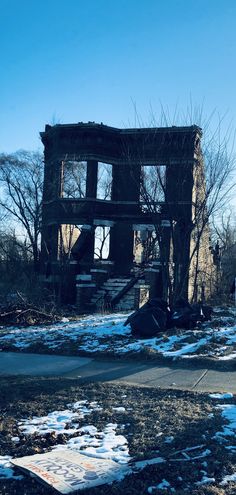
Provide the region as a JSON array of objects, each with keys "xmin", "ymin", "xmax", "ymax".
[{"xmin": 12, "ymin": 448, "xmax": 128, "ymax": 494}]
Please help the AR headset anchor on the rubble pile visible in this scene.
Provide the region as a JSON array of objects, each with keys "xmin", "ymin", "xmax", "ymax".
[{"xmin": 0, "ymin": 294, "xmax": 59, "ymax": 327}]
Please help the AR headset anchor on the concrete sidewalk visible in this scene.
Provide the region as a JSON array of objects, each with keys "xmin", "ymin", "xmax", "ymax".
[{"xmin": 0, "ymin": 352, "xmax": 235, "ymax": 393}]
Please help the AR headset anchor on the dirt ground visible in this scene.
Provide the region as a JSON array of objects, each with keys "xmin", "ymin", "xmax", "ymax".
[{"xmin": 1, "ymin": 377, "xmax": 236, "ymax": 495}]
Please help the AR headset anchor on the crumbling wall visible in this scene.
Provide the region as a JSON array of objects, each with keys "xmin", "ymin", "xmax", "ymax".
[{"xmin": 40, "ymin": 122, "xmax": 214, "ymax": 309}]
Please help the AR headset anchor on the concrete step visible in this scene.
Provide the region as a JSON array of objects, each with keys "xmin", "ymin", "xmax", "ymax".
[
  {"xmin": 90, "ymin": 273, "xmax": 149, "ymax": 311},
  {"xmin": 103, "ymin": 283, "xmax": 127, "ymax": 288}
]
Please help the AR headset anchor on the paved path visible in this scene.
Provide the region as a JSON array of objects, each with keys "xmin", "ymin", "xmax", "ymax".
[{"xmin": 0, "ymin": 352, "xmax": 235, "ymax": 393}]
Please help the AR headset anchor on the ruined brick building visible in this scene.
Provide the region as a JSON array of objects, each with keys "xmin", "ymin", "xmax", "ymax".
[{"xmin": 40, "ymin": 122, "xmax": 215, "ymax": 311}]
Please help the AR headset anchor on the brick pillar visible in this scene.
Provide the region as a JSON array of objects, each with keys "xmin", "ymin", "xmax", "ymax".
[
  {"xmin": 76, "ymin": 275, "xmax": 96, "ymax": 312},
  {"xmin": 144, "ymin": 263, "xmax": 163, "ymax": 298},
  {"xmin": 79, "ymin": 225, "xmax": 95, "ymax": 273},
  {"xmin": 86, "ymin": 160, "xmax": 98, "ymax": 198}
]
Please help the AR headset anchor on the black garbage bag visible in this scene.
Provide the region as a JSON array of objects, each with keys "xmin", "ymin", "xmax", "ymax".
[
  {"xmin": 169, "ymin": 298, "xmax": 192, "ymax": 329},
  {"xmin": 125, "ymin": 297, "xmax": 213, "ymax": 338},
  {"xmin": 191, "ymin": 303, "xmax": 213, "ymax": 322},
  {"xmin": 202, "ymin": 304, "xmax": 213, "ymax": 320},
  {"xmin": 171, "ymin": 309, "xmax": 193, "ymax": 329},
  {"xmin": 124, "ymin": 298, "xmax": 169, "ymax": 338},
  {"xmin": 170, "ymin": 299, "xmax": 212, "ymax": 329}
]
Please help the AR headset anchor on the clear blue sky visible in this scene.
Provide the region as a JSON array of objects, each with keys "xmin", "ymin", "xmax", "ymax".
[{"xmin": 1, "ymin": 0, "xmax": 236, "ymax": 152}]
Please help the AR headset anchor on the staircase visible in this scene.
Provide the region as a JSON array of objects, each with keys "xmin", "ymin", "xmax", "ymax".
[{"xmin": 90, "ymin": 277, "xmax": 149, "ymax": 312}]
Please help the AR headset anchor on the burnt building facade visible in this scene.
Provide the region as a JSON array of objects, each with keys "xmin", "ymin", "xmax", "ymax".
[{"xmin": 40, "ymin": 122, "xmax": 212, "ymax": 311}]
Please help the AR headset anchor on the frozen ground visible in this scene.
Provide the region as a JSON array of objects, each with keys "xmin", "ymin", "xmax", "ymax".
[
  {"xmin": 1, "ymin": 378, "xmax": 236, "ymax": 495},
  {"xmin": 0, "ymin": 307, "xmax": 236, "ymax": 363},
  {"xmin": 1, "ymin": 307, "xmax": 236, "ymax": 494}
]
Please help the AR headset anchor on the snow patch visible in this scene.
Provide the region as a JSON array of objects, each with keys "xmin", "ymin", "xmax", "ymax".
[
  {"xmin": 0, "ymin": 455, "xmax": 23, "ymax": 480},
  {"xmin": 220, "ymin": 473, "xmax": 236, "ymax": 485},
  {"xmin": 195, "ymin": 475, "xmax": 215, "ymax": 486},
  {"xmin": 148, "ymin": 479, "xmax": 174, "ymax": 492},
  {"xmin": 215, "ymin": 404, "xmax": 236, "ymax": 439},
  {"xmin": 209, "ymin": 393, "xmax": 233, "ymax": 399},
  {"xmin": 17, "ymin": 401, "xmax": 130, "ymax": 466},
  {"xmin": 18, "ymin": 400, "xmax": 95, "ymax": 436}
]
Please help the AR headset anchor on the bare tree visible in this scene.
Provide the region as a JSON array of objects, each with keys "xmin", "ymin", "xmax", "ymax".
[
  {"xmin": 0, "ymin": 151, "xmax": 43, "ymax": 272},
  {"xmin": 62, "ymin": 160, "xmax": 87, "ymax": 198},
  {"xmin": 212, "ymin": 212, "xmax": 236, "ymax": 300},
  {"xmin": 212, "ymin": 212, "xmax": 236, "ymax": 250},
  {"xmin": 0, "ymin": 230, "xmax": 33, "ymax": 294},
  {"xmin": 94, "ymin": 226, "xmax": 110, "ymax": 259},
  {"xmin": 135, "ymin": 109, "xmax": 236, "ymax": 303}
]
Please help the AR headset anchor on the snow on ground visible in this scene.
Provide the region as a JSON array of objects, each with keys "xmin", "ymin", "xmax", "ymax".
[
  {"xmin": 211, "ymin": 392, "xmax": 236, "ymax": 447},
  {"xmin": 57, "ymin": 422, "xmax": 130, "ymax": 464},
  {"xmin": 209, "ymin": 393, "xmax": 233, "ymax": 400},
  {"xmin": 0, "ymin": 456, "xmax": 23, "ymax": 480},
  {"xmin": 214, "ymin": 404, "xmax": 236, "ymax": 440},
  {"xmin": 17, "ymin": 400, "xmax": 98, "ymax": 436},
  {"xmin": 145, "ymin": 392, "xmax": 236, "ymax": 490},
  {"xmin": 0, "ymin": 308, "xmax": 236, "ymax": 361},
  {"xmin": 2, "ymin": 392, "xmax": 236, "ymax": 491},
  {"xmin": 220, "ymin": 473, "xmax": 236, "ymax": 485},
  {"xmin": 210, "ymin": 393, "xmax": 236, "ymax": 486},
  {"xmin": 17, "ymin": 399, "xmax": 130, "ymax": 464},
  {"xmin": 148, "ymin": 479, "xmax": 173, "ymax": 493},
  {"xmin": 2, "ymin": 399, "xmax": 130, "ymax": 482}
]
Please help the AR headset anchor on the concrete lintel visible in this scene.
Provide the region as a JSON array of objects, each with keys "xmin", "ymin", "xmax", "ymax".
[
  {"xmin": 134, "ymin": 284, "xmax": 150, "ymax": 289},
  {"xmin": 99, "ymin": 260, "xmax": 114, "ymax": 265},
  {"xmin": 144, "ymin": 268, "xmax": 160, "ymax": 273},
  {"xmin": 81, "ymin": 224, "xmax": 93, "ymax": 230},
  {"xmin": 133, "ymin": 224, "xmax": 155, "ymax": 231},
  {"xmin": 90, "ymin": 269, "xmax": 108, "ymax": 273},
  {"xmin": 76, "ymin": 275, "xmax": 92, "ymax": 281},
  {"xmin": 93, "ymin": 219, "xmax": 115, "ymax": 227},
  {"xmin": 161, "ymin": 220, "xmax": 171, "ymax": 228},
  {"xmin": 76, "ymin": 283, "xmax": 96, "ymax": 288}
]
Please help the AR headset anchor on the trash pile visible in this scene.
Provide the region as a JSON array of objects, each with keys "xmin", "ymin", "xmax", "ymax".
[{"xmin": 125, "ymin": 298, "xmax": 212, "ymax": 338}]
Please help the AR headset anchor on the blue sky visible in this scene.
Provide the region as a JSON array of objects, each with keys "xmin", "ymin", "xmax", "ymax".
[{"xmin": 1, "ymin": 0, "xmax": 236, "ymax": 152}]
